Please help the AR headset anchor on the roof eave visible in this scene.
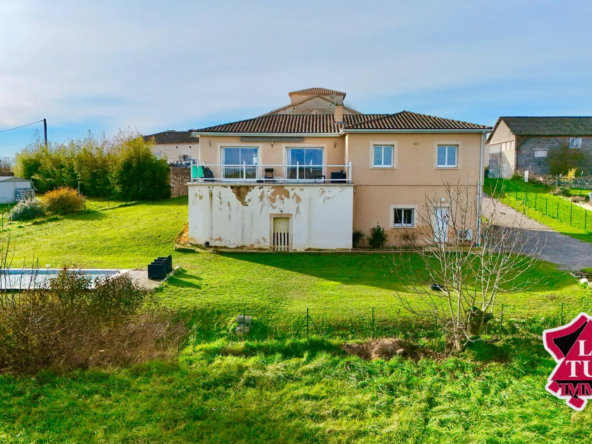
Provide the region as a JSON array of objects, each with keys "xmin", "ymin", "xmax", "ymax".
[
  {"xmin": 343, "ymin": 128, "xmax": 492, "ymax": 134},
  {"xmin": 192, "ymin": 132, "xmax": 343, "ymax": 137}
]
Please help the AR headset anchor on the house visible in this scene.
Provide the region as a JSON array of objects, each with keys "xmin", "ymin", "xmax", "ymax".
[
  {"xmin": 0, "ymin": 173, "xmax": 34, "ymax": 203},
  {"xmin": 487, "ymin": 117, "xmax": 592, "ymax": 178},
  {"xmin": 143, "ymin": 130, "xmax": 199, "ymax": 164},
  {"xmin": 187, "ymin": 87, "xmax": 491, "ymax": 250}
]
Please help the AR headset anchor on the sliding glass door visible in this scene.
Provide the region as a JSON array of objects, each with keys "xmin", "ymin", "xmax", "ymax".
[
  {"xmin": 222, "ymin": 147, "xmax": 258, "ymax": 179},
  {"xmin": 287, "ymin": 148, "xmax": 323, "ymax": 180}
]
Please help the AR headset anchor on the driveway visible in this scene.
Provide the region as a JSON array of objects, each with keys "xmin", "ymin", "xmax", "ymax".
[{"xmin": 482, "ymin": 196, "xmax": 592, "ymax": 271}]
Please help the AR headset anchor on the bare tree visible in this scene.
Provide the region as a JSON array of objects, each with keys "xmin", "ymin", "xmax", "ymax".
[
  {"xmin": 393, "ymin": 180, "xmax": 540, "ymax": 352},
  {"xmin": 0, "ymin": 157, "xmax": 14, "ymax": 173}
]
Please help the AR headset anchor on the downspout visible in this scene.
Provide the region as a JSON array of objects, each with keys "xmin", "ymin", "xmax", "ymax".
[{"xmin": 476, "ymin": 132, "xmax": 485, "ymax": 246}]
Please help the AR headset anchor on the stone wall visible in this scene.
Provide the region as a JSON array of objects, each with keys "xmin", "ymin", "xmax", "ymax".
[
  {"xmin": 516, "ymin": 136, "xmax": 592, "ymax": 175},
  {"xmin": 169, "ymin": 166, "xmax": 191, "ymax": 198}
]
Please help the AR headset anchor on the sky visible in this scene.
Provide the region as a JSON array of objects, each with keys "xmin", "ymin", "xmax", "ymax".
[{"xmin": 1, "ymin": 0, "xmax": 591, "ymax": 156}]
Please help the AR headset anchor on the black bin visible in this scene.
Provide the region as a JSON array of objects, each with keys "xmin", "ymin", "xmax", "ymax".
[
  {"xmin": 156, "ymin": 255, "xmax": 173, "ymax": 273},
  {"xmin": 148, "ymin": 261, "xmax": 167, "ymax": 280}
]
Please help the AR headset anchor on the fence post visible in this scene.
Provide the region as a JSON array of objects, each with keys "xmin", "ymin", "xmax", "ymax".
[
  {"xmin": 570, "ymin": 203, "xmax": 573, "ymax": 226},
  {"xmin": 306, "ymin": 307, "xmax": 309, "ymax": 338},
  {"xmin": 371, "ymin": 307, "xmax": 375, "ymax": 339},
  {"xmin": 560, "ymin": 303, "xmax": 564, "ymax": 326},
  {"xmin": 557, "ymin": 200, "xmax": 559, "ymax": 220},
  {"xmin": 545, "ymin": 197, "xmax": 548, "ymax": 216},
  {"xmin": 535, "ymin": 192, "xmax": 537, "ymax": 211},
  {"xmin": 586, "ymin": 210, "xmax": 588, "ymax": 232}
]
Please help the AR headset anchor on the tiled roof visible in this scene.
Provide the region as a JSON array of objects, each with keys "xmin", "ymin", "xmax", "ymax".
[
  {"xmin": 289, "ymin": 87, "xmax": 346, "ymax": 97},
  {"xmin": 143, "ymin": 130, "xmax": 198, "ymax": 144},
  {"xmin": 192, "ymin": 115, "xmax": 343, "ymax": 134},
  {"xmin": 344, "ymin": 111, "xmax": 491, "ymax": 131},
  {"xmin": 498, "ymin": 117, "xmax": 592, "ymax": 136},
  {"xmin": 192, "ymin": 112, "xmax": 491, "ymax": 134}
]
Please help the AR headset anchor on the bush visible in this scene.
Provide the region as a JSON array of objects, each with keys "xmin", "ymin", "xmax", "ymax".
[
  {"xmin": 368, "ymin": 224, "xmax": 388, "ymax": 249},
  {"xmin": 15, "ymin": 131, "xmax": 170, "ymax": 201},
  {"xmin": 44, "ymin": 187, "xmax": 84, "ymax": 214},
  {"xmin": 112, "ymin": 138, "xmax": 171, "ymax": 201},
  {"xmin": 571, "ymin": 195, "xmax": 586, "ymax": 203},
  {"xmin": 8, "ymin": 198, "xmax": 46, "ymax": 221},
  {"xmin": 0, "ymin": 269, "xmax": 186, "ymax": 373},
  {"xmin": 352, "ymin": 230, "xmax": 365, "ymax": 248},
  {"xmin": 550, "ymin": 187, "xmax": 571, "ymax": 197}
]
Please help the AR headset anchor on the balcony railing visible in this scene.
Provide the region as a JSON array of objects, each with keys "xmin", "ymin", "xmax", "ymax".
[{"xmin": 191, "ymin": 163, "xmax": 352, "ymax": 184}]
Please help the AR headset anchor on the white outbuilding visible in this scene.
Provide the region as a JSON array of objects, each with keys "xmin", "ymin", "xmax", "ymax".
[{"xmin": 0, "ymin": 175, "xmax": 34, "ymax": 204}]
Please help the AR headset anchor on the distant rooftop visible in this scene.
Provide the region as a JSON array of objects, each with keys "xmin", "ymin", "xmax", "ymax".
[
  {"xmin": 497, "ymin": 117, "xmax": 592, "ymax": 137},
  {"xmin": 143, "ymin": 130, "xmax": 198, "ymax": 144}
]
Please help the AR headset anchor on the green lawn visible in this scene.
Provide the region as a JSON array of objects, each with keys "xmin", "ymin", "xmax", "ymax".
[
  {"xmin": 485, "ymin": 178, "xmax": 592, "ymax": 244},
  {"xmin": 0, "ymin": 197, "xmax": 590, "ymax": 442}
]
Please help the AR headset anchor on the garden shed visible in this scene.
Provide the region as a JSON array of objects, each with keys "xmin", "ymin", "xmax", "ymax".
[{"xmin": 0, "ymin": 175, "xmax": 34, "ymax": 203}]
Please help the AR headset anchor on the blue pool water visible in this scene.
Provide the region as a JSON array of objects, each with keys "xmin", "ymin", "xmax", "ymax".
[{"xmin": 0, "ymin": 269, "xmax": 123, "ymax": 290}]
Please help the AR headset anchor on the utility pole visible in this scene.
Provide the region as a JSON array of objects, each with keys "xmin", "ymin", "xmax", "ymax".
[{"xmin": 43, "ymin": 119, "xmax": 48, "ymax": 148}]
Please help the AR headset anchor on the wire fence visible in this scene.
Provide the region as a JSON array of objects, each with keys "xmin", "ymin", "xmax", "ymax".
[
  {"xmin": 488, "ymin": 179, "xmax": 592, "ymax": 233},
  {"xmin": 181, "ymin": 301, "xmax": 580, "ymax": 344}
]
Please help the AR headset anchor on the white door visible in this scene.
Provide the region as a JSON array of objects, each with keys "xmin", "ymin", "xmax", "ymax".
[
  {"xmin": 434, "ymin": 207, "xmax": 450, "ymax": 242},
  {"xmin": 273, "ymin": 217, "xmax": 291, "ymax": 251}
]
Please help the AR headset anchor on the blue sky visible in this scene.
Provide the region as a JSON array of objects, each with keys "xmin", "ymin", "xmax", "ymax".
[{"xmin": 1, "ymin": 0, "xmax": 591, "ymax": 156}]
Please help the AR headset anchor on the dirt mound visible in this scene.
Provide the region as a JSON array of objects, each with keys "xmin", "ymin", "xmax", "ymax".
[{"xmin": 343, "ymin": 338, "xmax": 432, "ymax": 361}]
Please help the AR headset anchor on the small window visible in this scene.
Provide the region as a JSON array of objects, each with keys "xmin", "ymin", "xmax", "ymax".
[
  {"xmin": 393, "ymin": 208, "xmax": 414, "ymax": 228},
  {"xmin": 437, "ymin": 145, "xmax": 458, "ymax": 168},
  {"xmin": 534, "ymin": 150, "xmax": 547, "ymax": 158},
  {"xmin": 373, "ymin": 145, "xmax": 394, "ymax": 167},
  {"xmin": 569, "ymin": 137, "xmax": 583, "ymax": 149}
]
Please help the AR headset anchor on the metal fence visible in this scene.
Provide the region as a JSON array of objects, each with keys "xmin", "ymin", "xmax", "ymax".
[
  {"xmin": 182, "ymin": 301, "xmax": 579, "ymax": 344},
  {"xmin": 488, "ymin": 179, "xmax": 592, "ymax": 232}
]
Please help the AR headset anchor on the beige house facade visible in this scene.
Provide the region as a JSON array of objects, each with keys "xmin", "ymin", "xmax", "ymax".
[{"xmin": 187, "ymin": 88, "xmax": 491, "ymax": 250}]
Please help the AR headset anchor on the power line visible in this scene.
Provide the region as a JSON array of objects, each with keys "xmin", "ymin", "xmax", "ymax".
[{"xmin": 0, "ymin": 120, "xmax": 44, "ymax": 134}]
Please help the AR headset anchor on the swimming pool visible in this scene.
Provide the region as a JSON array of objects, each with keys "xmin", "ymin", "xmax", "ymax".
[{"xmin": 0, "ymin": 269, "xmax": 124, "ymax": 290}]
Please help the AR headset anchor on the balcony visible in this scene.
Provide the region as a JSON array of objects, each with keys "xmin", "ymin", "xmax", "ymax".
[{"xmin": 190, "ymin": 163, "xmax": 352, "ymax": 184}]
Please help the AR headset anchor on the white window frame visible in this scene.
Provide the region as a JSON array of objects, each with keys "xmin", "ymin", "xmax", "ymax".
[
  {"xmin": 569, "ymin": 137, "xmax": 583, "ymax": 149},
  {"xmin": 373, "ymin": 145, "xmax": 394, "ymax": 168},
  {"xmin": 390, "ymin": 205, "xmax": 416, "ymax": 228},
  {"xmin": 437, "ymin": 145, "xmax": 458, "ymax": 168}
]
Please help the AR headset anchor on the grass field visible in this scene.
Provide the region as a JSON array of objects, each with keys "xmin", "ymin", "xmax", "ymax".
[
  {"xmin": 0, "ymin": 196, "xmax": 590, "ymax": 442},
  {"xmin": 485, "ymin": 178, "xmax": 592, "ymax": 244}
]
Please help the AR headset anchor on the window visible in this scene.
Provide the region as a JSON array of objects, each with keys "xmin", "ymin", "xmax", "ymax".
[
  {"xmin": 287, "ymin": 148, "xmax": 323, "ymax": 180},
  {"xmin": 222, "ymin": 147, "xmax": 258, "ymax": 179},
  {"xmin": 393, "ymin": 208, "xmax": 415, "ymax": 228},
  {"xmin": 437, "ymin": 145, "xmax": 458, "ymax": 168},
  {"xmin": 373, "ymin": 145, "xmax": 394, "ymax": 167},
  {"xmin": 569, "ymin": 137, "xmax": 583, "ymax": 149},
  {"xmin": 534, "ymin": 150, "xmax": 547, "ymax": 158}
]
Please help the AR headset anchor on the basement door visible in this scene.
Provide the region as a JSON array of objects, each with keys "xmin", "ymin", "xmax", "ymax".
[{"xmin": 272, "ymin": 217, "xmax": 291, "ymax": 252}]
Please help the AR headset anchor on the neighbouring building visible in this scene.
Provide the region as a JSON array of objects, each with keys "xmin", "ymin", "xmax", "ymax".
[
  {"xmin": 0, "ymin": 173, "xmax": 34, "ymax": 203},
  {"xmin": 187, "ymin": 87, "xmax": 491, "ymax": 250},
  {"xmin": 487, "ymin": 117, "xmax": 592, "ymax": 178},
  {"xmin": 143, "ymin": 130, "xmax": 200, "ymax": 164}
]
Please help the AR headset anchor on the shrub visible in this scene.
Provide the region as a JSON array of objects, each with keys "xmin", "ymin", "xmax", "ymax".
[
  {"xmin": 44, "ymin": 187, "xmax": 84, "ymax": 214},
  {"xmin": 0, "ymin": 269, "xmax": 186, "ymax": 373},
  {"xmin": 511, "ymin": 172, "xmax": 523, "ymax": 181},
  {"xmin": 8, "ymin": 198, "xmax": 46, "ymax": 221},
  {"xmin": 550, "ymin": 187, "xmax": 571, "ymax": 197},
  {"xmin": 571, "ymin": 195, "xmax": 585, "ymax": 203},
  {"xmin": 112, "ymin": 137, "xmax": 171, "ymax": 201},
  {"xmin": 368, "ymin": 224, "xmax": 388, "ymax": 249},
  {"xmin": 548, "ymin": 144, "xmax": 590, "ymax": 176},
  {"xmin": 352, "ymin": 230, "xmax": 365, "ymax": 248}
]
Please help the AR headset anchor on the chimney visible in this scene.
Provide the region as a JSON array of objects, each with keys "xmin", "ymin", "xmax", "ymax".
[{"xmin": 334, "ymin": 104, "xmax": 344, "ymax": 123}]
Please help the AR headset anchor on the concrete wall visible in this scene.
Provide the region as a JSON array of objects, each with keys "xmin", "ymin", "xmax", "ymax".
[
  {"xmin": 0, "ymin": 180, "xmax": 32, "ymax": 203},
  {"xmin": 188, "ymin": 183, "xmax": 353, "ymax": 250},
  {"xmin": 487, "ymin": 121, "xmax": 516, "ymax": 178},
  {"xmin": 152, "ymin": 143, "xmax": 199, "ymax": 162}
]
